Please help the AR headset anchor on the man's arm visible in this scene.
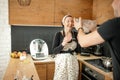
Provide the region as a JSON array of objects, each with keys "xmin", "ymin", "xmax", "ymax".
[
  {"xmin": 77, "ymin": 29, "xmax": 105, "ymax": 47},
  {"xmin": 74, "ymin": 17, "xmax": 105, "ymax": 47}
]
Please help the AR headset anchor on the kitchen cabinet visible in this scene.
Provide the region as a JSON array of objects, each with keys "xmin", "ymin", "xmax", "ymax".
[
  {"xmin": 53, "ymin": 0, "xmax": 93, "ymax": 25},
  {"xmin": 35, "ymin": 63, "xmax": 47, "ymax": 80},
  {"xmin": 9, "ymin": 0, "xmax": 114, "ymax": 25},
  {"xmin": 78, "ymin": 61, "xmax": 82, "ymax": 80},
  {"xmin": 9, "ymin": 0, "xmax": 54, "ymax": 25},
  {"xmin": 9, "ymin": 0, "xmax": 92, "ymax": 25},
  {"xmin": 93, "ymin": 0, "xmax": 114, "ymax": 24},
  {"xmin": 47, "ymin": 63, "xmax": 55, "ymax": 80},
  {"xmin": 34, "ymin": 62, "xmax": 55, "ymax": 80}
]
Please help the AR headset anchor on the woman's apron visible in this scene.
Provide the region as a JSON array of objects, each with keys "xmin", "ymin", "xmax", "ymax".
[{"xmin": 53, "ymin": 41, "xmax": 79, "ymax": 80}]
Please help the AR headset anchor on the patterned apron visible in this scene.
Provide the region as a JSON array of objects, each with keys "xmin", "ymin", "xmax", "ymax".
[{"xmin": 53, "ymin": 41, "xmax": 79, "ymax": 80}]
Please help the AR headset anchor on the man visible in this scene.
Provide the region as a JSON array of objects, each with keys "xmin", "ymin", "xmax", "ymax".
[{"xmin": 74, "ymin": 0, "xmax": 120, "ymax": 80}]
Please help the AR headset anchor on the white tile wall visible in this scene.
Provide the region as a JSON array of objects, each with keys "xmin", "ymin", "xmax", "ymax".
[{"xmin": 0, "ymin": 0, "xmax": 11, "ymax": 80}]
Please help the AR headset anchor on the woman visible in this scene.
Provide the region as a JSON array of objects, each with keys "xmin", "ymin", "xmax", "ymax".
[{"xmin": 52, "ymin": 15, "xmax": 81, "ymax": 80}]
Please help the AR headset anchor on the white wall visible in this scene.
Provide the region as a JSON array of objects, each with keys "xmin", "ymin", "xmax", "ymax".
[{"xmin": 0, "ymin": 0, "xmax": 11, "ymax": 79}]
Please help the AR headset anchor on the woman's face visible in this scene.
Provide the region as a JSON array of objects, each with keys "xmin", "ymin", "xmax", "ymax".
[{"xmin": 63, "ymin": 17, "xmax": 74, "ymax": 31}]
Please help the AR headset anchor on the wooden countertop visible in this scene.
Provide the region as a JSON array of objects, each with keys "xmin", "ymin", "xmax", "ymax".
[
  {"xmin": 3, "ymin": 55, "xmax": 40, "ymax": 80},
  {"xmin": 33, "ymin": 55, "xmax": 54, "ymax": 64}
]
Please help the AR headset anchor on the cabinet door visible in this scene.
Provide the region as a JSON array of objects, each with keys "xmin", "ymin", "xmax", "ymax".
[
  {"xmin": 78, "ymin": 61, "xmax": 82, "ymax": 80},
  {"xmin": 10, "ymin": 0, "xmax": 93, "ymax": 25},
  {"xmin": 47, "ymin": 63, "xmax": 55, "ymax": 80},
  {"xmin": 9, "ymin": 0, "xmax": 54, "ymax": 25},
  {"xmin": 54, "ymin": 0, "xmax": 93, "ymax": 25},
  {"xmin": 35, "ymin": 64, "xmax": 47, "ymax": 80}
]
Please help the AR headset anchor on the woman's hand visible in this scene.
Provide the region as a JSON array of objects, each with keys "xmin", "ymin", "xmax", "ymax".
[
  {"xmin": 74, "ymin": 17, "xmax": 82, "ymax": 30},
  {"xmin": 62, "ymin": 32, "xmax": 72, "ymax": 46}
]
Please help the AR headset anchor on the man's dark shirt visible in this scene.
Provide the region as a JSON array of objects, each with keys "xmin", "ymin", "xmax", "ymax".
[{"xmin": 98, "ymin": 17, "xmax": 120, "ymax": 80}]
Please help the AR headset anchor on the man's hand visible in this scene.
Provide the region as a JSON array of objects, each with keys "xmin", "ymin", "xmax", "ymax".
[
  {"xmin": 82, "ymin": 20, "xmax": 97, "ymax": 33},
  {"xmin": 74, "ymin": 17, "xmax": 82, "ymax": 30}
]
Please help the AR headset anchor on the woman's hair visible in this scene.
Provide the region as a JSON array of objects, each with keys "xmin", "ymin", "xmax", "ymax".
[{"xmin": 61, "ymin": 15, "xmax": 73, "ymax": 27}]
